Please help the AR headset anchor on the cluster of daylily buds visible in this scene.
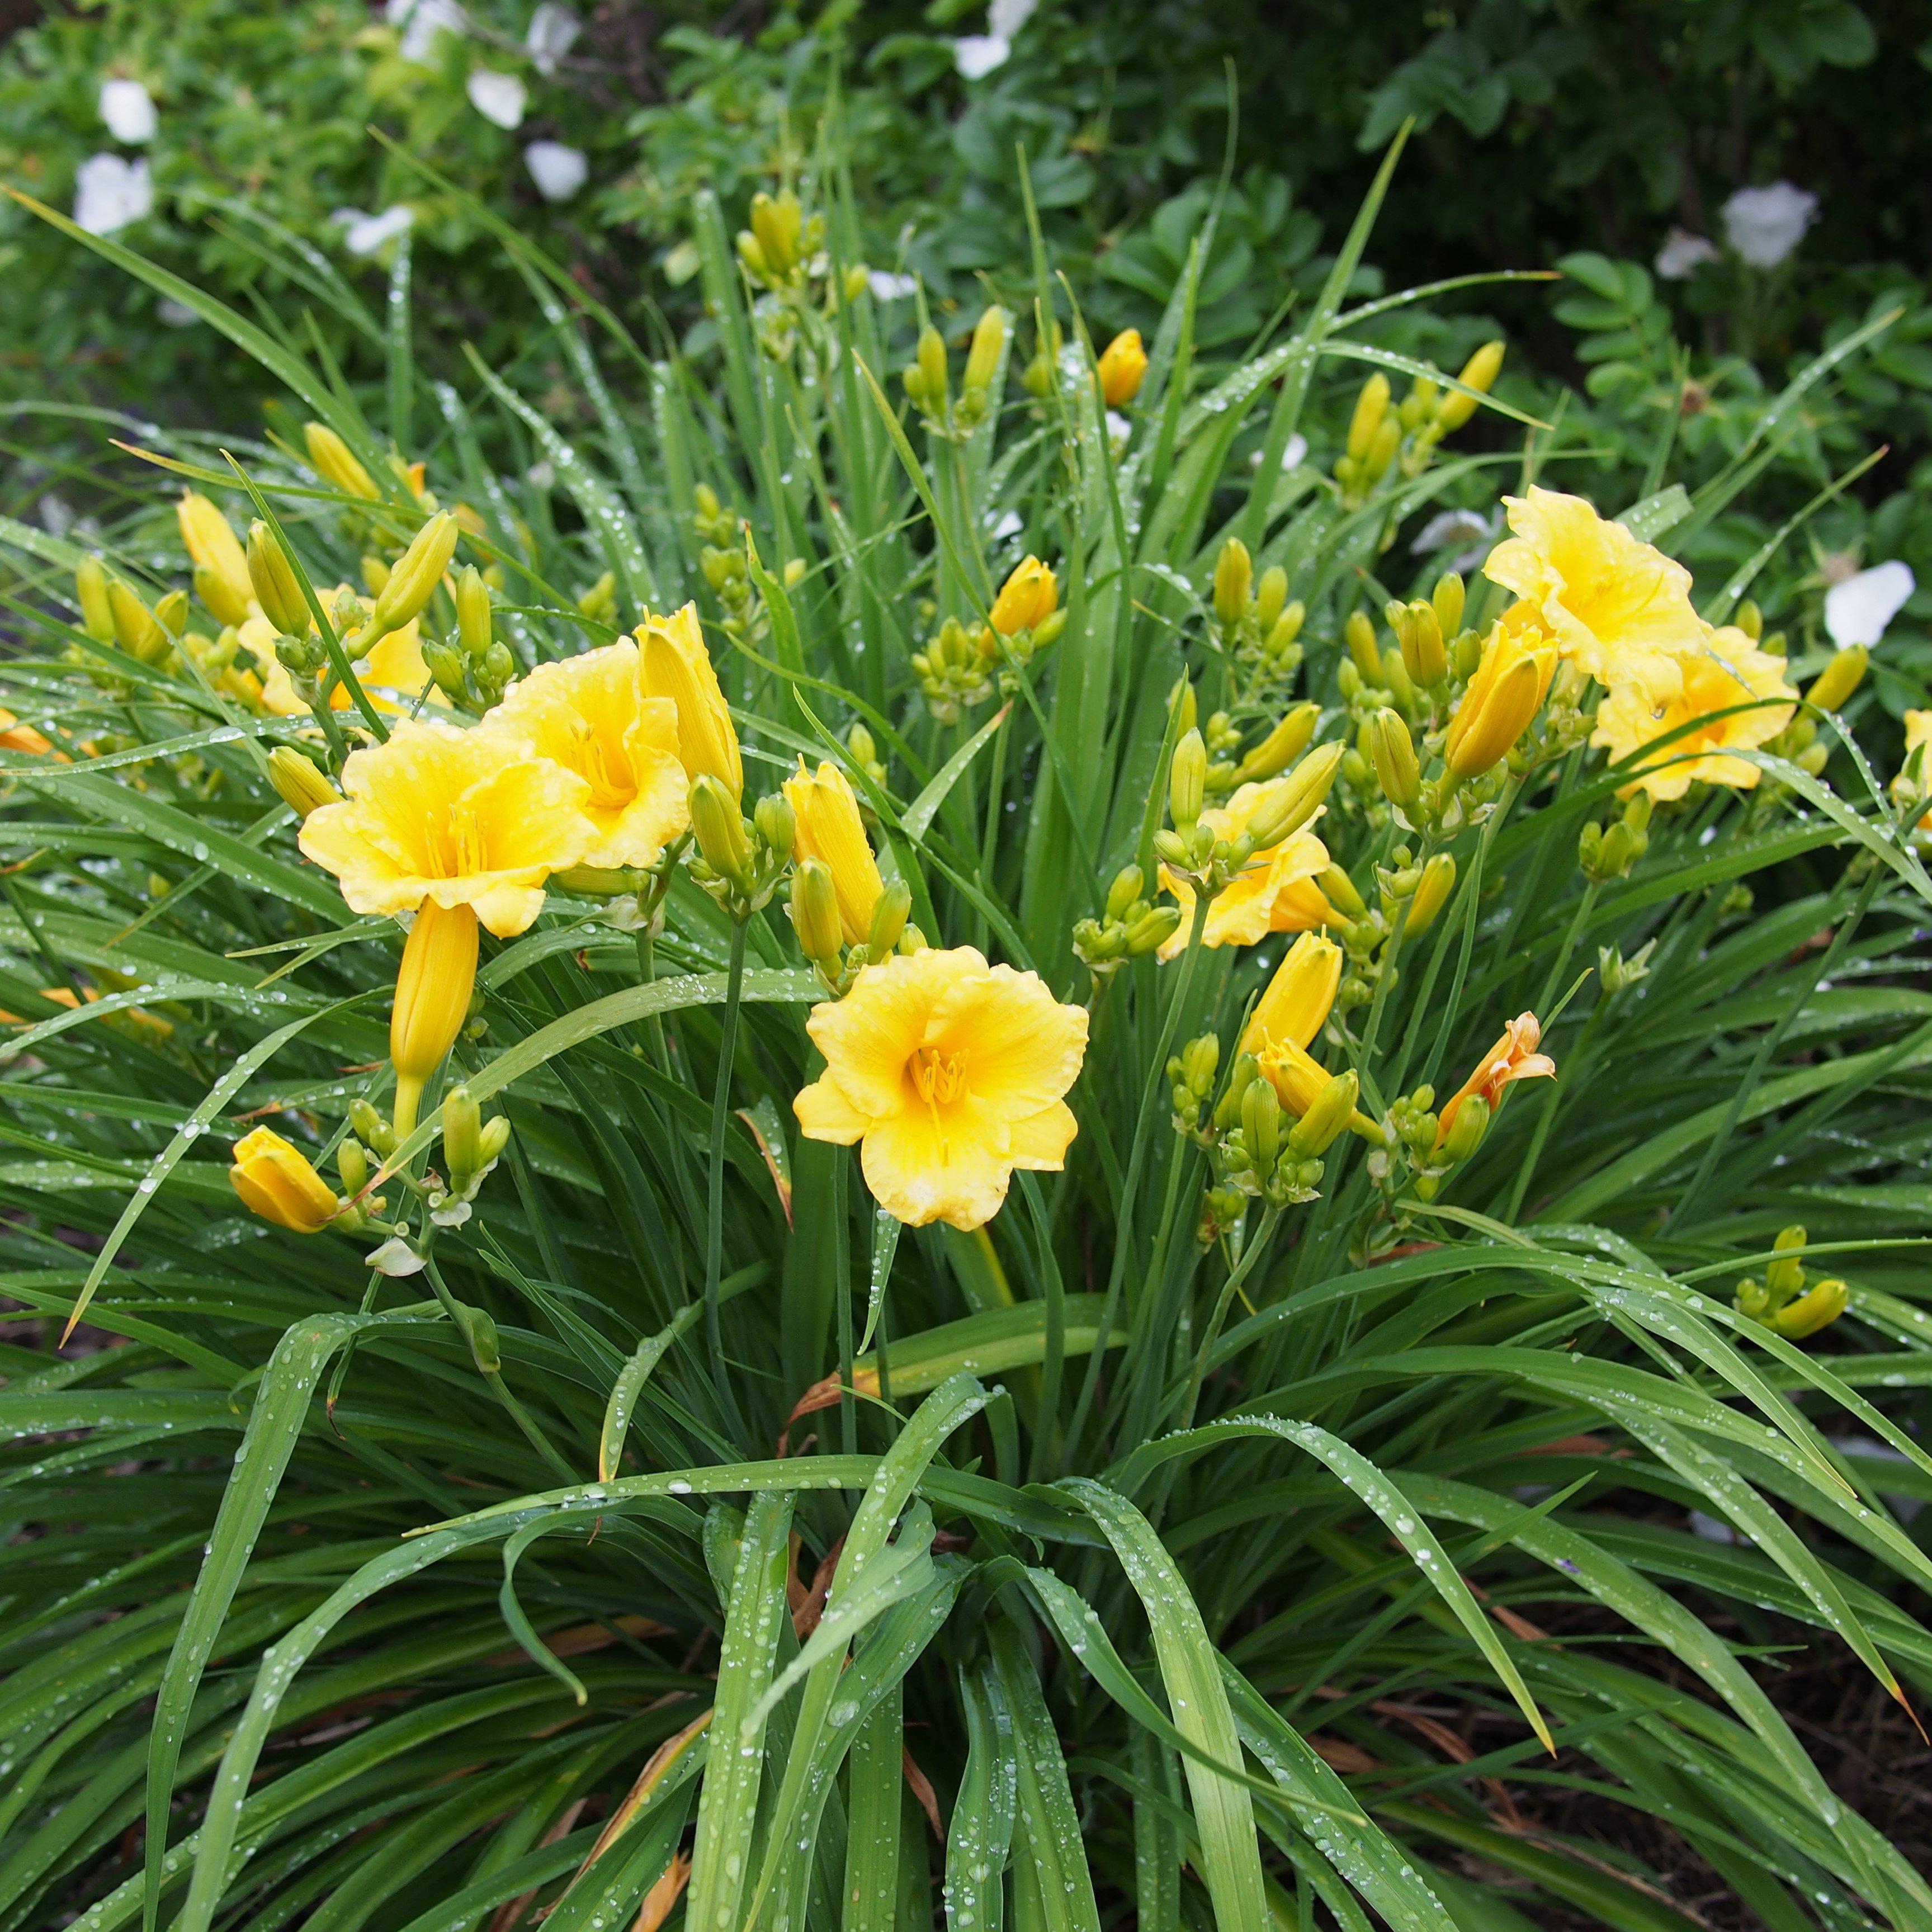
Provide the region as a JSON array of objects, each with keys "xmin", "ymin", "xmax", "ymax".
[
  {"xmin": 911, "ymin": 555, "xmax": 1065, "ymax": 722},
  {"xmin": 1333, "ymin": 343, "xmax": 1503, "ymax": 508},
  {"xmin": 1210, "ymin": 537, "xmax": 1307, "ymax": 714},
  {"xmin": 1733, "ymin": 1225, "xmax": 1848, "ymax": 1339}
]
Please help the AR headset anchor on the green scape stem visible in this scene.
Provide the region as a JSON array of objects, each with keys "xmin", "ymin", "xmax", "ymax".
[{"xmin": 705, "ymin": 918, "xmax": 750, "ymax": 1443}]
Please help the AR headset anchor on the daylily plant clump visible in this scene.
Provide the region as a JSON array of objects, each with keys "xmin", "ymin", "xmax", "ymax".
[{"xmin": 7, "ymin": 158, "xmax": 1932, "ymax": 1932}]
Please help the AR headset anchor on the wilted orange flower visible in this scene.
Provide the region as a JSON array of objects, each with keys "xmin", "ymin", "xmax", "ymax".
[{"xmin": 1437, "ymin": 1012, "xmax": 1555, "ymax": 1147}]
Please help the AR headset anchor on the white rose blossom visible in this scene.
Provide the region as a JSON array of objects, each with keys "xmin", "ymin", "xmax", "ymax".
[
  {"xmin": 1824, "ymin": 561, "xmax": 1915, "ymax": 650},
  {"xmin": 1721, "ymin": 182, "xmax": 1817, "ymax": 270},
  {"xmin": 525, "ymin": 141, "xmax": 588, "ymax": 203},
  {"xmin": 98, "ymin": 79, "xmax": 158, "ymax": 145},
  {"xmin": 73, "ymin": 154, "xmax": 153, "ymax": 235}
]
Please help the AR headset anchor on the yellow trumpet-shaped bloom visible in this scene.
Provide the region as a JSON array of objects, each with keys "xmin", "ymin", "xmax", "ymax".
[
  {"xmin": 300, "ymin": 717, "xmax": 594, "ymax": 938},
  {"xmin": 783, "ymin": 758, "xmax": 885, "ymax": 946},
  {"xmin": 229, "ymin": 1127, "xmax": 341, "ymax": 1233},
  {"xmin": 1241, "ymin": 932, "xmax": 1342, "ymax": 1058},
  {"xmin": 482, "ymin": 641, "xmax": 688, "ymax": 869},
  {"xmin": 637, "ymin": 602, "xmax": 741, "ymax": 800},
  {"xmin": 1482, "ymin": 486, "xmax": 1704, "ymax": 705},
  {"xmin": 1097, "ymin": 328, "xmax": 1147, "ymax": 406},
  {"xmin": 1436, "ymin": 1012, "xmax": 1555, "ymax": 1149},
  {"xmin": 989, "ymin": 556, "xmax": 1058, "ymax": 637},
  {"xmin": 1444, "ymin": 607, "xmax": 1558, "ymax": 778},
  {"xmin": 1591, "ymin": 625, "xmax": 1796, "ymax": 802},
  {"xmin": 1893, "ymin": 710, "xmax": 1932, "ymax": 826},
  {"xmin": 177, "ymin": 492, "xmax": 253, "ymax": 615},
  {"xmin": 0, "ymin": 708, "xmax": 58, "ymax": 757},
  {"xmin": 1158, "ymin": 782, "xmax": 1338, "ymax": 958},
  {"xmin": 793, "ymin": 946, "xmax": 1088, "ymax": 1230},
  {"xmin": 390, "ymin": 897, "xmax": 480, "ymax": 1140}
]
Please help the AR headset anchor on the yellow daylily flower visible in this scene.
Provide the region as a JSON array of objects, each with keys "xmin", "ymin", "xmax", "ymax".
[
  {"xmin": 1482, "ymin": 486, "xmax": 1704, "ymax": 705},
  {"xmin": 1591, "ymin": 625, "xmax": 1796, "ymax": 802},
  {"xmin": 1158, "ymin": 783, "xmax": 1338, "ymax": 958},
  {"xmin": 637, "ymin": 602, "xmax": 741, "ymax": 799},
  {"xmin": 1097, "ymin": 328, "xmax": 1147, "ymax": 406},
  {"xmin": 481, "ymin": 641, "xmax": 688, "ymax": 869},
  {"xmin": 0, "ymin": 707, "xmax": 59, "ymax": 757},
  {"xmin": 783, "ymin": 758, "xmax": 884, "ymax": 945},
  {"xmin": 229, "ymin": 1127, "xmax": 341, "ymax": 1233},
  {"xmin": 1892, "ymin": 710, "xmax": 1932, "ymax": 826},
  {"xmin": 299, "ymin": 717, "xmax": 594, "ymax": 938},
  {"xmin": 1436, "ymin": 1012, "xmax": 1555, "ymax": 1149},
  {"xmin": 793, "ymin": 946, "xmax": 1088, "ymax": 1230},
  {"xmin": 989, "ymin": 556, "xmax": 1058, "ymax": 637}
]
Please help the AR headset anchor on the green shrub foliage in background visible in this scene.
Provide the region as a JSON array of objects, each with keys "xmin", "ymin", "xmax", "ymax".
[{"xmin": 4, "ymin": 44, "xmax": 1932, "ymax": 1932}]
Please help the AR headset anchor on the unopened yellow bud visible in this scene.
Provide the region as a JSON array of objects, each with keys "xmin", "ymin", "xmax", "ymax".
[
  {"xmin": 1363, "ymin": 416, "xmax": 1401, "ymax": 483},
  {"xmin": 1245, "ymin": 740, "xmax": 1344, "ymax": 848},
  {"xmin": 753, "ymin": 791, "xmax": 796, "ymax": 859},
  {"xmin": 177, "ymin": 492, "xmax": 253, "ymax": 615},
  {"xmin": 990, "ymin": 555, "xmax": 1057, "ymax": 637},
  {"xmin": 1288, "ymin": 1068, "xmax": 1358, "ymax": 1158},
  {"xmin": 791, "ymin": 857, "xmax": 843, "ymax": 966},
  {"xmin": 1433, "ymin": 571, "xmax": 1465, "ymax": 640},
  {"xmin": 690, "ymin": 773, "xmax": 752, "ymax": 890},
  {"xmin": 917, "ymin": 325, "xmax": 949, "ymax": 412},
  {"xmin": 305, "ymin": 422, "xmax": 379, "ymax": 500},
  {"xmin": 964, "ymin": 305, "xmax": 1009, "ymax": 394},
  {"xmin": 1345, "ymin": 374, "xmax": 1390, "ymax": 462},
  {"xmin": 1445, "ymin": 620, "xmax": 1554, "ymax": 779},
  {"xmin": 748, "ymin": 191, "xmax": 801, "ymax": 277},
  {"xmin": 1170, "ymin": 728, "xmax": 1207, "ymax": 833},
  {"xmin": 1318, "ymin": 863, "xmax": 1365, "ymax": 918},
  {"xmin": 1399, "ymin": 598, "xmax": 1448, "ymax": 687},
  {"xmin": 268, "ymin": 746, "xmax": 342, "ymax": 820},
  {"xmin": 456, "ymin": 565, "xmax": 492, "ymax": 660},
  {"xmin": 1771, "ymin": 1277, "xmax": 1847, "ymax": 1340},
  {"xmin": 1405, "ymin": 853, "xmax": 1457, "ymax": 938},
  {"xmin": 194, "ymin": 564, "xmax": 251, "ymax": 629},
  {"xmin": 1106, "ymin": 863, "xmax": 1145, "ymax": 920},
  {"xmin": 1437, "ymin": 341, "xmax": 1505, "ymax": 432},
  {"xmin": 1213, "ymin": 538, "xmax": 1253, "ymax": 627},
  {"xmin": 1368, "ymin": 708, "xmax": 1421, "ymax": 810},
  {"xmin": 371, "ymin": 511, "xmax": 459, "ymax": 635},
  {"xmin": 1235, "ymin": 703, "xmax": 1319, "ymax": 785},
  {"xmin": 784, "ymin": 758, "xmax": 882, "ymax": 944},
  {"xmin": 247, "ymin": 521, "xmax": 311, "ymax": 637},
  {"xmin": 1345, "ymin": 608, "xmax": 1383, "ymax": 683},
  {"xmin": 1736, "ymin": 599, "xmax": 1763, "ymax": 641},
  {"xmin": 75, "ymin": 556, "xmax": 115, "ymax": 643},
  {"xmin": 390, "ymin": 899, "xmax": 480, "ymax": 1142},
  {"xmin": 229, "ymin": 1127, "xmax": 341, "ymax": 1234},
  {"xmin": 1097, "ymin": 328, "xmax": 1147, "ymax": 407},
  {"xmin": 1250, "ymin": 568, "xmax": 1287, "ymax": 636},
  {"xmin": 867, "ymin": 878, "xmax": 911, "ymax": 957},
  {"xmin": 1170, "ymin": 677, "xmax": 1198, "ymax": 739},
  {"xmin": 154, "ymin": 588, "xmax": 188, "ymax": 636},
  {"xmin": 1243, "ymin": 931, "xmax": 1341, "ymax": 1057},
  {"xmin": 107, "ymin": 580, "xmax": 167, "ymax": 664},
  {"xmin": 1806, "ymin": 646, "xmax": 1867, "ymax": 714}
]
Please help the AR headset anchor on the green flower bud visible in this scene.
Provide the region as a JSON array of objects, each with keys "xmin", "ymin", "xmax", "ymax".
[
  {"xmin": 371, "ymin": 511, "xmax": 459, "ymax": 635},
  {"xmin": 1170, "ymin": 728, "xmax": 1207, "ymax": 834},
  {"xmin": 754, "ymin": 791, "xmax": 796, "ymax": 859},
  {"xmin": 1368, "ymin": 708, "xmax": 1422, "ymax": 810},
  {"xmin": 1213, "ymin": 537, "xmax": 1253, "ymax": 627},
  {"xmin": 1345, "ymin": 608, "xmax": 1382, "ymax": 683},
  {"xmin": 443, "ymin": 1084, "xmax": 483, "ymax": 1182},
  {"xmin": 963, "ymin": 305, "xmax": 1008, "ymax": 394},
  {"xmin": 268, "ymin": 746, "xmax": 342, "ymax": 820},
  {"xmin": 75, "ymin": 555, "xmax": 116, "ymax": 643},
  {"xmin": 1439, "ymin": 1092, "xmax": 1490, "ymax": 1162},
  {"xmin": 868, "ymin": 879, "xmax": 913, "ymax": 957},
  {"xmin": 247, "ymin": 521, "xmax": 313, "ymax": 638},
  {"xmin": 456, "ymin": 565, "xmax": 493, "ymax": 661},
  {"xmin": 1106, "ymin": 863, "xmax": 1146, "ymax": 921},
  {"xmin": 1254, "ymin": 565, "xmax": 1289, "ymax": 633},
  {"xmin": 1433, "ymin": 571, "xmax": 1465, "ymax": 640},
  {"xmin": 792, "ymin": 857, "xmax": 843, "ymax": 965},
  {"xmin": 1346, "ymin": 373, "xmax": 1390, "ymax": 462},
  {"xmin": 689, "ymin": 773, "xmax": 751, "ymax": 889}
]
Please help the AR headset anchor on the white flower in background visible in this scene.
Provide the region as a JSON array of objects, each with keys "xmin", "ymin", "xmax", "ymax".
[
  {"xmin": 866, "ymin": 270, "xmax": 918, "ymax": 301},
  {"xmin": 157, "ymin": 298, "xmax": 200, "ymax": 327},
  {"xmin": 1825, "ymin": 560, "xmax": 1915, "ymax": 649},
  {"xmin": 1654, "ymin": 227, "xmax": 1718, "ymax": 280},
  {"xmin": 526, "ymin": 2, "xmax": 582, "ymax": 75},
  {"xmin": 466, "ymin": 69, "xmax": 527, "ymax": 130},
  {"xmin": 333, "ymin": 205, "xmax": 415, "ymax": 257},
  {"xmin": 1413, "ymin": 504, "xmax": 1501, "ymax": 573},
  {"xmin": 73, "ymin": 154, "xmax": 153, "ymax": 235},
  {"xmin": 389, "ymin": 0, "xmax": 466, "ymax": 66},
  {"xmin": 1282, "ymin": 433, "xmax": 1308, "ymax": 470},
  {"xmin": 988, "ymin": 509, "xmax": 1023, "ymax": 542},
  {"xmin": 1721, "ymin": 181, "xmax": 1817, "ymax": 269},
  {"xmin": 1105, "ymin": 408, "xmax": 1131, "ymax": 450},
  {"xmin": 98, "ymin": 79, "xmax": 157, "ymax": 145},
  {"xmin": 525, "ymin": 140, "xmax": 587, "ymax": 202},
  {"xmin": 39, "ymin": 494, "xmax": 74, "ymax": 537},
  {"xmin": 953, "ymin": 35, "xmax": 1010, "ymax": 79},
  {"xmin": 956, "ymin": 1, "xmax": 1036, "ymax": 81}
]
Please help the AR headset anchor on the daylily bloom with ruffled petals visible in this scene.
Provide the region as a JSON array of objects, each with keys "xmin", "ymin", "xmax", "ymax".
[
  {"xmin": 1436, "ymin": 1013, "xmax": 1555, "ymax": 1148},
  {"xmin": 1482, "ymin": 486, "xmax": 1704, "ymax": 705},
  {"xmin": 793, "ymin": 946, "xmax": 1087, "ymax": 1230},
  {"xmin": 482, "ymin": 641, "xmax": 688, "ymax": 869},
  {"xmin": 1592, "ymin": 625, "xmax": 1796, "ymax": 802},
  {"xmin": 300, "ymin": 717, "xmax": 594, "ymax": 938}
]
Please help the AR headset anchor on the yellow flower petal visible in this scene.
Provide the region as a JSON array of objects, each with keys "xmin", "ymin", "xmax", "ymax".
[{"xmin": 785, "ymin": 759, "xmax": 884, "ymax": 944}]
